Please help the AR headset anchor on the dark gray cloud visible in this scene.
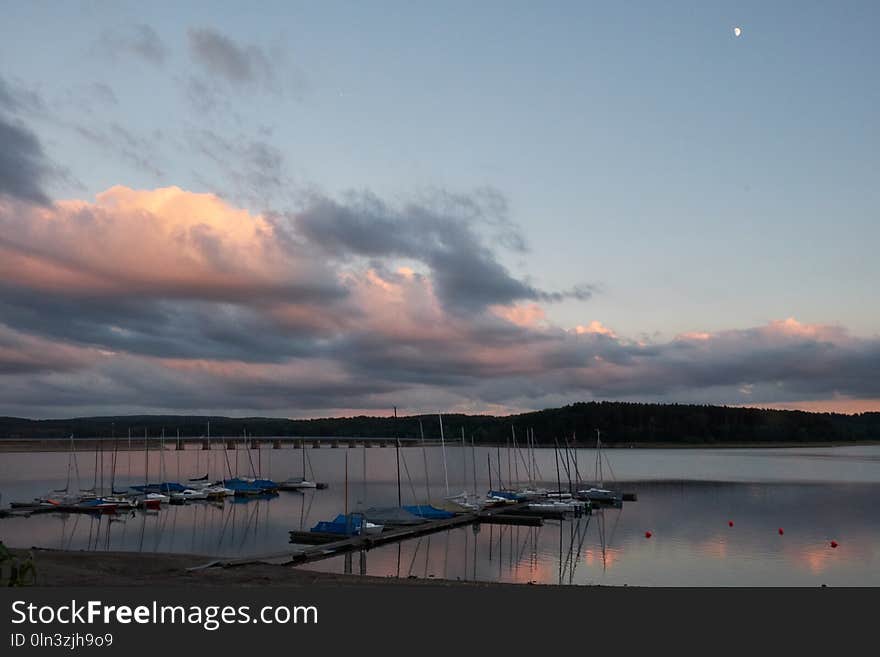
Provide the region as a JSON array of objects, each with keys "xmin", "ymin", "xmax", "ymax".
[
  {"xmin": 96, "ymin": 24, "xmax": 167, "ymax": 66},
  {"xmin": 0, "ymin": 75, "xmax": 54, "ymax": 203},
  {"xmin": 297, "ymin": 192, "xmax": 592, "ymax": 313},
  {"xmin": 0, "ymin": 289, "xmax": 333, "ymax": 364},
  {"xmin": 0, "ymin": 115, "xmax": 53, "ymax": 204}
]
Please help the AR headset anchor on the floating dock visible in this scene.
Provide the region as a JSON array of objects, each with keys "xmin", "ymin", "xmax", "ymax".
[{"xmin": 199, "ymin": 502, "xmax": 548, "ymax": 570}]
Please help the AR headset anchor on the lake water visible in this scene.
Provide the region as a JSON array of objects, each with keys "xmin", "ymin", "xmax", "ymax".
[{"xmin": 1, "ymin": 442, "xmax": 878, "ymax": 586}]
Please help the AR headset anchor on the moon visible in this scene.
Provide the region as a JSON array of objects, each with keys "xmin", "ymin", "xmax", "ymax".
[{"xmin": 733, "ymin": 26, "xmax": 742, "ymax": 37}]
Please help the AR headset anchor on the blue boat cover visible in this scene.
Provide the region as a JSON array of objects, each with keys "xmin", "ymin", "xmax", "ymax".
[
  {"xmin": 402, "ymin": 505, "xmax": 456, "ymax": 519},
  {"xmin": 225, "ymin": 477, "xmax": 279, "ymax": 491},
  {"xmin": 310, "ymin": 513, "xmax": 370, "ymax": 534}
]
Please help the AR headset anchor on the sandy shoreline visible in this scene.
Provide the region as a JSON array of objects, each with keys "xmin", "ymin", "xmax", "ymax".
[{"xmin": 4, "ymin": 547, "xmax": 559, "ymax": 588}]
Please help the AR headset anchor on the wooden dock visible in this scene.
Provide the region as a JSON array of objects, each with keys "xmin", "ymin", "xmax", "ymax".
[{"xmin": 197, "ymin": 502, "xmax": 542, "ymax": 570}]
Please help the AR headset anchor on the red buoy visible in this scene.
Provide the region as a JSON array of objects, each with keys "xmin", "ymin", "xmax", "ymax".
[
  {"xmin": 778, "ymin": 528, "xmax": 784, "ymax": 535},
  {"xmin": 830, "ymin": 540, "xmax": 838, "ymax": 548},
  {"xmin": 728, "ymin": 520, "xmax": 734, "ymax": 527},
  {"xmin": 645, "ymin": 531, "xmax": 652, "ymax": 539}
]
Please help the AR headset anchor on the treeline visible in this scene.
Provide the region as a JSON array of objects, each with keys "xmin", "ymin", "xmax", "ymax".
[{"xmin": 1, "ymin": 402, "xmax": 879, "ymax": 444}]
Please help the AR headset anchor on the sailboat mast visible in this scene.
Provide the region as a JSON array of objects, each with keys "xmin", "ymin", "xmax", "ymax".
[
  {"xmin": 127, "ymin": 428, "xmax": 132, "ymax": 488},
  {"xmin": 92, "ymin": 435, "xmax": 98, "ymax": 491},
  {"xmin": 111, "ymin": 424, "xmax": 119, "ymax": 493},
  {"xmin": 487, "ymin": 452, "xmax": 493, "ymax": 491},
  {"xmin": 394, "ymin": 407, "xmax": 401, "ymax": 507},
  {"xmin": 144, "ymin": 428, "xmax": 149, "ymax": 488},
  {"xmin": 511, "ymin": 426, "xmax": 519, "ymax": 489},
  {"xmin": 64, "ymin": 434, "xmax": 73, "ymax": 492},
  {"xmin": 438, "ymin": 413, "xmax": 449, "ymax": 497},
  {"xmin": 506, "ymin": 436, "xmax": 512, "ymax": 491},
  {"xmin": 554, "ymin": 439, "xmax": 562, "ymax": 495},
  {"xmin": 460, "ymin": 427, "xmax": 466, "ymax": 495},
  {"xmin": 419, "ymin": 419, "xmax": 430, "ymax": 502},
  {"xmin": 471, "ymin": 434, "xmax": 477, "ymax": 499}
]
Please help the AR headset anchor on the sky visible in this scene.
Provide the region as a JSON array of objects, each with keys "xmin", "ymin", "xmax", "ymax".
[{"xmin": 0, "ymin": 1, "xmax": 878, "ymax": 418}]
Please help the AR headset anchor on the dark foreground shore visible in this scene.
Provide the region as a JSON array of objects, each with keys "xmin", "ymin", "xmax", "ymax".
[{"xmin": 5, "ymin": 548, "xmax": 554, "ymax": 588}]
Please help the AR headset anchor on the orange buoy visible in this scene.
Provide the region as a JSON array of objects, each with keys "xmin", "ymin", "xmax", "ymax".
[
  {"xmin": 728, "ymin": 520, "xmax": 734, "ymax": 527},
  {"xmin": 778, "ymin": 528, "xmax": 784, "ymax": 535},
  {"xmin": 645, "ymin": 531, "xmax": 652, "ymax": 539},
  {"xmin": 830, "ymin": 540, "xmax": 838, "ymax": 548}
]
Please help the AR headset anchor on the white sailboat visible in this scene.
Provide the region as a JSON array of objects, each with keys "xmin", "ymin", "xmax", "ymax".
[
  {"xmin": 279, "ymin": 443, "xmax": 319, "ymax": 489},
  {"xmin": 576, "ymin": 430, "xmax": 622, "ymax": 504}
]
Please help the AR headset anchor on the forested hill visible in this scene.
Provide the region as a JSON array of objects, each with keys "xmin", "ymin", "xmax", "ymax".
[{"xmin": 1, "ymin": 402, "xmax": 879, "ymax": 445}]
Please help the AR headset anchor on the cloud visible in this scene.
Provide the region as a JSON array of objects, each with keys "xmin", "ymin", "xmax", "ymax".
[
  {"xmin": 188, "ymin": 28, "xmax": 272, "ymax": 86},
  {"xmin": 184, "ymin": 27, "xmax": 307, "ymax": 107},
  {"xmin": 0, "ymin": 185, "xmax": 878, "ymax": 417},
  {"xmin": 0, "ymin": 185, "xmax": 342, "ymax": 304},
  {"xmin": 0, "ymin": 75, "xmax": 56, "ymax": 204},
  {"xmin": 296, "ymin": 190, "xmax": 592, "ymax": 313},
  {"xmin": 186, "ymin": 128, "xmax": 288, "ymax": 206},
  {"xmin": 95, "ymin": 24, "xmax": 168, "ymax": 66},
  {"xmin": 0, "ymin": 324, "xmax": 93, "ymax": 375},
  {"xmin": 0, "ymin": 76, "xmax": 45, "ymax": 115},
  {"xmin": 0, "ymin": 115, "xmax": 54, "ymax": 204},
  {"xmin": 73, "ymin": 122, "xmax": 165, "ymax": 178}
]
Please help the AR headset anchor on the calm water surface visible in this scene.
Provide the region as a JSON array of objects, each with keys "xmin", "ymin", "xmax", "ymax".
[{"xmin": 1, "ymin": 443, "xmax": 878, "ymax": 586}]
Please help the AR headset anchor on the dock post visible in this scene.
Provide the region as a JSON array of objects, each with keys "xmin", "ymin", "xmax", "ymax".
[
  {"xmin": 202, "ymin": 439, "xmax": 210, "ymax": 450},
  {"xmin": 226, "ymin": 440, "xmax": 236, "ymax": 450}
]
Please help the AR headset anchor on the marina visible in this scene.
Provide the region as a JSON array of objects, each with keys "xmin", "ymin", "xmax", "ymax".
[{"xmin": 2, "ymin": 441, "xmax": 879, "ymax": 586}]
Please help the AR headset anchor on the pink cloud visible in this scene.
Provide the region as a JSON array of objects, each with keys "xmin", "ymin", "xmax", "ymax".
[
  {"xmin": 0, "ymin": 185, "xmax": 330, "ymax": 300},
  {"xmin": 574, "ymin": 320, "xmax": 616, "ymax": 337},
  {"xmin": 491, "ymin": 304, "xmax": 547, "ymax": 328}
]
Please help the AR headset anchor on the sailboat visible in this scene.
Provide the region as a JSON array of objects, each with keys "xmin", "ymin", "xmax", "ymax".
[
  {"xmin": 402, "ymin": 414, "xmax": 465, "ymax": 518},
  {"xmin": 278, "ymin": 441, "xmax": 321, "ymax": 490},
  {"xmin": 310, "ymin": 450, "xmax": 382, "ymax": 535},
  {"xmin": 575, "ymin": 430, "xmax": 622, "ymax": 505}
]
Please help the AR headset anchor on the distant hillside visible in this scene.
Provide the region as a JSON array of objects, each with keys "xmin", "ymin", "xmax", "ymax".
[{"xmin": 1, "ymin": 402, "xmax": 879, "ymax": 444}]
